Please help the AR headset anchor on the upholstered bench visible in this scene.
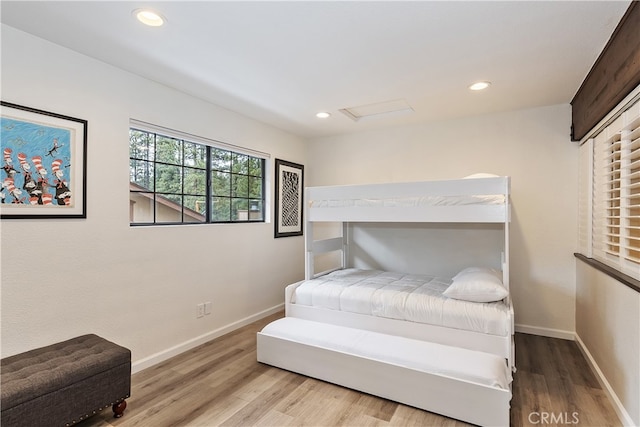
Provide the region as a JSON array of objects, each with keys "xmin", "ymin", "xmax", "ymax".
[{"xmin": 1, "ymin": 334, "xmax": 131, "ymax": 427}]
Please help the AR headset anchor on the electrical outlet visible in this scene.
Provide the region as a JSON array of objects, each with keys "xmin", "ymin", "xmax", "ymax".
[
  {"xmin": 196, "ymin": 303, "xmax": 205, "ymax": 318},
  {"xmin": 204, "ymin": 301, "xmax": 212, "ymax": 315}
]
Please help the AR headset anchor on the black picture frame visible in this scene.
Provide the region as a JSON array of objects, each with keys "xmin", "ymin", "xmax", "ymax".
[
  {"xmin": 1, "ymin": 101, "xmax": 88, "ymax": 219},
  {"xmin": 274, "ymin": 158, "xmax": 304, "ymax": 238}
]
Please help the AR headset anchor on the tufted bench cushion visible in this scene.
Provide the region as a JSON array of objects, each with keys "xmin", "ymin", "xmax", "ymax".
[{"xmin": 1, "ymin": 334, "xmax": 131, "ymax": 427}]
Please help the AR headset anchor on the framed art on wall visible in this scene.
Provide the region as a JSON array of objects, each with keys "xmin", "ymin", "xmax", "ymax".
[
  {"xmin": 274, "ymin": 158, "xmax": 304, "ymax": 238},
  {"xmin": 1, "ymin": 101, "xmax": 88, "ymax": 218}
]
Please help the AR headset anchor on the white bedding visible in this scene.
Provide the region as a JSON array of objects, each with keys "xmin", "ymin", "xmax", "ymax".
[
  {"xmin": 292, "ymin": 268, "xmax": 510, "ymax": 336},
  {"xmin": 261, "ymin": 317, "xmax": 512, "ymax": 390},
  {"xmin": 309, "ymin": 194, "xmax": 505, "ymax": 209}
]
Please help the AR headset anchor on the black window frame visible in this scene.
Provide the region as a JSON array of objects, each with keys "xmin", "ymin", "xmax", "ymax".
[{"xmin": 129, "ymin": 127, "xmax": 266, "ymax": 226}]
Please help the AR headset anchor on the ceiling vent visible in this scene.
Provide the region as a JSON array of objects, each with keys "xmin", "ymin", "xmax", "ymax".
[{"xmin": 339, "ymin": 99, "xmax": 414, "ymax": 122}]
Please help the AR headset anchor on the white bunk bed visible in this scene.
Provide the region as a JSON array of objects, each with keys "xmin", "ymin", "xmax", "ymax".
[{"xmin": 258, "ymin": 176, "xmax": 513, "ymax": 426}]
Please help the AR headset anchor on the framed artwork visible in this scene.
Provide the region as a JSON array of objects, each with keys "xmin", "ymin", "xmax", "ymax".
[
  {"xmin": 274, "ymin": 158, "xmax": 304, "ymax": 238},
  {"xmin": 1, "ymin": 101, "xmax": 87, "ymax": 218}
]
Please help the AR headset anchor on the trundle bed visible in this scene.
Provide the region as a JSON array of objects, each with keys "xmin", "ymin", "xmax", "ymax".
[{"xmin": 258, "ymin": 176, "xmax": 513, "ymax": 426}]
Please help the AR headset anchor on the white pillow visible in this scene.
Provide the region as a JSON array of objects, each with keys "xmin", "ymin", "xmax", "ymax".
[
  {"xmin": 463, "ymin": 173, "xmax": 500, "ymax": 179},
  {"xmin": 444, "ymin": 267, "xmax": 508, "ymax": 303}
]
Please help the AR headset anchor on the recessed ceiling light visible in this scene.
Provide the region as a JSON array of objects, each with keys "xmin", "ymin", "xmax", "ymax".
[
  {"xmin": 133, "ymin": 9, "xmax": 166, "ymax": 27},
  {"xmin": 469, "ymin": 81, "xmax": 491, "ymax": 91},
  {"xmin": 316, "ymin": 112, "xmax": 331, "ymax": 119}
]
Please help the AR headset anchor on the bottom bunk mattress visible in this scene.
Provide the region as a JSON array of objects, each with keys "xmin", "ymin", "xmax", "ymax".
[
  {"xmin": 292, "ymin": 268, "xmax": 511, "ymax": 336},
  {"xmin": 257, "ymin": 317, "xmax": 512, "ymax": 426}
]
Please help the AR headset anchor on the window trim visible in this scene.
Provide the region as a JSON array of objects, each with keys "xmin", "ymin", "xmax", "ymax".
[
  {"xmin": 578, "ymin": 86, "xmax": 640, "ymax": 292},
  {"xmin": 574, "ymin": 253, "xmax": 640, "ymax": 293},
  {"xmin": 129, "ymin": 120, "xmax": 269, "ymax": 226},
  {"xmin": 131, "ymin": 120, "xmax": 270, "ymax": 159}
]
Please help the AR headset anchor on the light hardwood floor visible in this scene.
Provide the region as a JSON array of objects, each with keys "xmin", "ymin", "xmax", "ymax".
[{"xmin": 80, "ymin": 312, "xmax": 620, "ymax": 427}]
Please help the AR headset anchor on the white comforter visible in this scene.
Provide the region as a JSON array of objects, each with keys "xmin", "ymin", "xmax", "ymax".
[{"xmin": 293, "ymin": 268, "xmax": 510, "ymax": 336}]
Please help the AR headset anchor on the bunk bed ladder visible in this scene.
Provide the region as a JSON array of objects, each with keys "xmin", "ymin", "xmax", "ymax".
[{"xmin": 304, "ymin": 220, "xmax": 348, "ymax": 280}]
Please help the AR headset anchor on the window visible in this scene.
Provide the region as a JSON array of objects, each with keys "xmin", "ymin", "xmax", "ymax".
[
  {"xmin": 580, "ymin": 96, "xmax": 640, "ymax": 280},
  {"xmin": 129, "ymin": 123, "xmax": 267, "ymax": 225}
]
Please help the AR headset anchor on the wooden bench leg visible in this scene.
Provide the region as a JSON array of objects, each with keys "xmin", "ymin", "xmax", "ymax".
[{"xmin": 112, "ymin": 400, "xmax": 127, "ymax": 418}]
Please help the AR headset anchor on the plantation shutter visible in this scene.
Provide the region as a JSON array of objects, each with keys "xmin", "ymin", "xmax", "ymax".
[
  {"xmin": 590, "ymin": 98, "xmax": 640, "ymax": 278},
  {"xmin": 592, "ymin": 120, "xmax": 620, "ymax": 261},
  {"xmin": 578, "ymin": 139, "xmax": 593, "ymax": 256},
  {"xmin": 620, "ymin": 101, "xmax": 640, "ymax": 274}
]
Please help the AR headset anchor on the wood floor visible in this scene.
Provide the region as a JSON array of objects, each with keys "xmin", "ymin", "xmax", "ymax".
[{"xmin": 80, "ymin": 312, "xmax": 620, "ymax": 427}]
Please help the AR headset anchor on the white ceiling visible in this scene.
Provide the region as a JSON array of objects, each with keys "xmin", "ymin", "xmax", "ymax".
[{"xmin": 0, "ymin": 1, "xmax": 632, "ymax": 138}]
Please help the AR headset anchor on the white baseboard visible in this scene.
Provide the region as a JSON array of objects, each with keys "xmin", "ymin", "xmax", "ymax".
[
  {"xmin": 514, "ymin": 323, "xmax": 576, "ymax": 340},
  {"xmin": 131, "ymin": 303, "xmax": 284, "ymax": 374},
  {"xmin": 575, "ymin": 334, "xmax": 635, "ymax": 427}
]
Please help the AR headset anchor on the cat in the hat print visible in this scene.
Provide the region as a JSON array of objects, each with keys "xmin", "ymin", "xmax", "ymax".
[
  {"xmin": 45, "ymin": 138, "xmax": 62, "ymax": 157},
  {"xmin": 30, "ymin": 155, "xmax": 55, "ymax": 205},
  {"xmin": 2, "ymin": 178, "xmax": 25, "ymax": 204},
  {"xmin": 2, "ymin": 148, "xmax": 18, "ymax": 179},
  {"xmin": 17, "ymin": 152, "xmax": 39, "ymax": 204},
  {"xmin": 51, "ymin": 158, "xmax": 71, "ymax": 205},
  {"xmin": 1, "ymin": 114, "xmax": 72, "ymax": 206}
]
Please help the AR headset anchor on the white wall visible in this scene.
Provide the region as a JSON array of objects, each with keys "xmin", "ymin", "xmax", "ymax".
[
  {"xmin": 0, "ymin": 26, "xmax": 306, "ymax": 368},
  {"xmin": 307, "ymin": 104, "xmax": 578, "ymax": 335},
  {"xmin": 2, "ymin": 21, "xmax": 636, "ymax": 425},
  {"xmin": 576, "ymin": 263, "xmax": 640, "ymax": 426},
  {"xmin": 347, "ymin": 222, "xmax": 505, "ymax": 278}
]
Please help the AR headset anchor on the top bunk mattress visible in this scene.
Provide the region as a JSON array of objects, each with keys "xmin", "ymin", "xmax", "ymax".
[
  {"xmin": 309, "ymin": 194, "xmax": 505, "ymax": 208},
  {"xmin": 292, "ymin": 268, "xmax": 511, "ymax": 336},
  {"xmin": 306, "ymin": 176, "xmax": 510, "ymax": 223}
]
